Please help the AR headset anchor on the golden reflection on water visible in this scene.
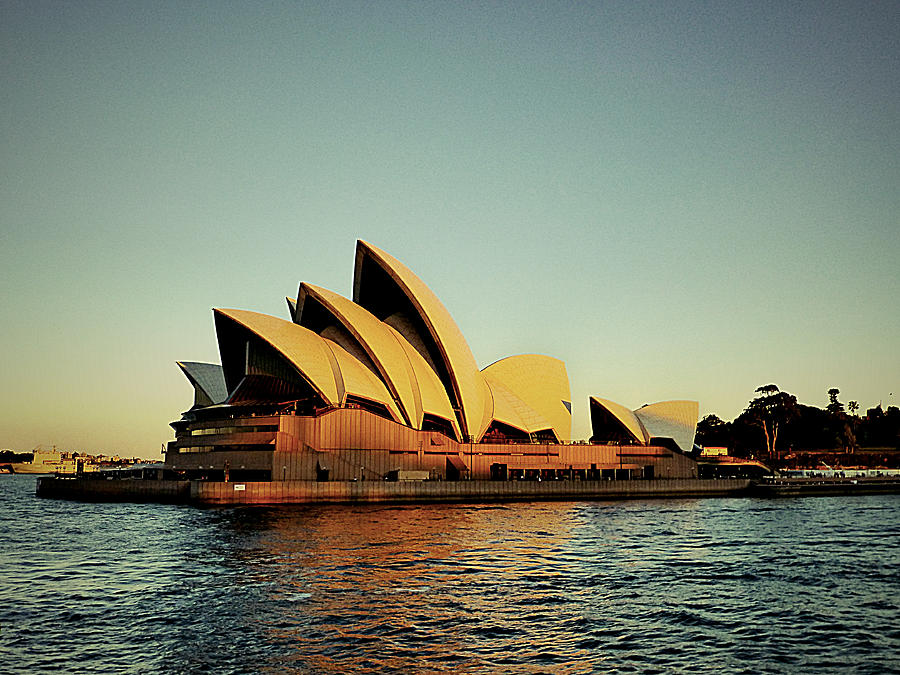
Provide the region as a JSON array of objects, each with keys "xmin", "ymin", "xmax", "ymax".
[{"xmin": 220, "ymin": 502, "xmax": 586, "ymax": 673}]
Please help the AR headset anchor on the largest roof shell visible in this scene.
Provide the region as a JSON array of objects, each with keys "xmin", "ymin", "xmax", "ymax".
[{"xmin": 352, "ymin": 240, "xmax": 488, "ymax": 440}]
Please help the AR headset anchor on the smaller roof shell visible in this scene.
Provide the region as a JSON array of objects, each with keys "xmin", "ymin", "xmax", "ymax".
[
  {"xmin": 297, "ymin": 283, "xmax": 419, "ymax": 427},
  {"xmin": 633, "ymin": 400, "xmax": 699, "ymax": 454},
  {"xmin": 483, "ymin": 378, "xmax": 551, "ymax": 437},
  {"xmin": 214, "ymin": 308, "xmax": 339, "ymax": 405},
  {"xmin": 384, "ymin": 324, "xmax": 461, "ymax": 439},
  {"xmin": 589, "ymin": 397, "xmax": 648, "ymax": 444},
  {"xmin": 176, "ymin": 361, "xmax": 227, "ymax": 407},
  {"xmin": 322, "ymin": 339, "xmax": 404, "ymax": 423},
  {"xmin": 482, "ymin": 355, "xmax": 572, "ymax": 442}
]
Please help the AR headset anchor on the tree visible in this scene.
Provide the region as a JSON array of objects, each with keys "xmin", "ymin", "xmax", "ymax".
[
  {"xmin": 744, "ymin": 385, "xmax": 798, "ymax": 458},
  {"xmin": 695, "ymin": 414, "xmax": 731, "ymax": 448},
  {"xmin": 848, "ymin": 401, "xmax": 859, "ymax": 416},
  {"xmin": 827, "ymin": 388, "xmax": 845, "ymax": 415},
  {"xmin": 840, "ymin": 418, "xmax": 857, "ymax": 452},
  {"xmin": 826, "ymin": 388, "xmax": 856, "ymax": 450},
  {"xmin": 757, "ymin": 384, "xmax": 780, "ymax": 397}
]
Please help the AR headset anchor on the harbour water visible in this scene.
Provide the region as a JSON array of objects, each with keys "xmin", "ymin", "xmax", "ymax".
[{"xmin": 2, "ymin": 474, "xmax": 898, "ymax": 674}]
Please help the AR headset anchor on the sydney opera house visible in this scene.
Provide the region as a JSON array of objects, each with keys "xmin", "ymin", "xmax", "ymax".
[{"xmin": 165, "ymin": 240, "xmax": 700, "ymax": 484}]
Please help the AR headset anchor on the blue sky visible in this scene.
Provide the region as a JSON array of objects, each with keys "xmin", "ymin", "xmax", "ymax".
[{"xmin": 2, "ymin": 1, "xmax": 898, "ymax": 458}]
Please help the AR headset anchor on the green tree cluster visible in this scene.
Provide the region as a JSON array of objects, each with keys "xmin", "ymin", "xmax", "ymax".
[{"xmin": 696, "ymin": 386, "xmax": 900, "ymax": 458}]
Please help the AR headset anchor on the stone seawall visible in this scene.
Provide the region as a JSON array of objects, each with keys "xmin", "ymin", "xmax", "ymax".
[
  {"xmin": 37, "ymin": 477, "xmax": 752, "ymax": 504},
  {"xmin": 36, "ymin": 477, "xmax": 190, "ymax": 502},
  {"xmin": 192, "ymin": 478, "xmax": 752, "ymax": 505},
  {"xmin": 35, "ymin": 475, "xmax": 900, "ymax": 505}
]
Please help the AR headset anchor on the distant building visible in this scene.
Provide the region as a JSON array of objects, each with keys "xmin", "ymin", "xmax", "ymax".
[
  {"xmin": 166, "ymin": 241, "xmax": 700, "ymax": 482},
  {"xmin": 10, "ymin": 449, "xmax": 118, "ymax": 474}
]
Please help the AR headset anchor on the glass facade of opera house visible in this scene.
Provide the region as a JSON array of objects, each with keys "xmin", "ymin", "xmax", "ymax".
[{"xmin": 166, "ymin": 241, "xmax": 700, "ymax": 483}]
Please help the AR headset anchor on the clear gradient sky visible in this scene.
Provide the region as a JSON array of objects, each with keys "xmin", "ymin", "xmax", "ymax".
[{"xmin": 2, "ymin": 1, "xmax": 898, "ymax": 458}]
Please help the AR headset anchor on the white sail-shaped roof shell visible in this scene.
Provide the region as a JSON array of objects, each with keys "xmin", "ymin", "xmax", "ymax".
[
  {"xmin": 482, "ymin": 355, "xmax": 572, "ymax": 442},
  {"xmin": 590, "ymin": 396, "xmax": 699, "ymax": 454},
  {"xmin": 482, "ymin": 378, "xmax": 548, "ymax": 437},
  {"xmin": 176, "ymin": 361, "xmax": 227, "ymax": 407},
  {"xmin": 384, "ymin": 325, "xmax": 461, "ymax": 439},
  {"xmin": 589, "ymin": 397, "xmax": 648, "ymax": 444},
  {"xmin": 215, "ymin": 308, "xmax": 339, "ymax": 404},
  {"xmin": 633, "ymin": 400, "xmax": 699, "ymax": 454},
  {"xmin": 353, "ymin": 240, "xmax": 488, "ymax": 441},
  {"xmin": 214, "ymin": 308, "xmax": 402, "ymax": 420},
  {"xmin": 322, "ymin": 339, "xmax": 404, "ymax": 423},
  {"xmin": 297, "ymin": 283, "xmax": 419, "ymax": 427}
]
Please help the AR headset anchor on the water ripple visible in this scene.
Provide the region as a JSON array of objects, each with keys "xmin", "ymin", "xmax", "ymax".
[{"xmin": 1, "ymin": 477, "xmax": 899, "ymax": 673}]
